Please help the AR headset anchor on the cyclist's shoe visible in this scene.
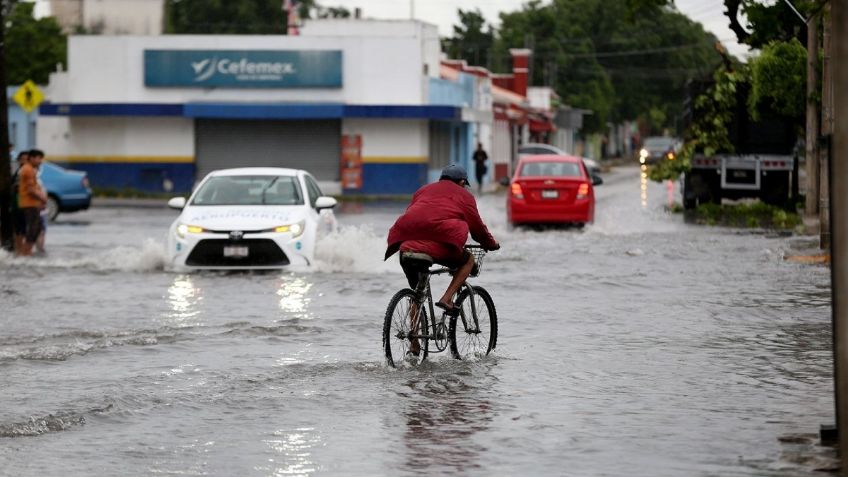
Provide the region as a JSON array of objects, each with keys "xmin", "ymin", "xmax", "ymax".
[
  {"xmin": 404, "ymin": 349, "xmax": 420, "ymax": 364},
  {"xmin": 435, "ymin": 301, "xmax": 460, "ymax": 317}
]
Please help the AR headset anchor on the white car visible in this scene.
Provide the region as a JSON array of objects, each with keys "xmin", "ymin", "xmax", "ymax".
[{"xmin": 166, "ymin": 167, "xmax": 337, "ymax": 270}]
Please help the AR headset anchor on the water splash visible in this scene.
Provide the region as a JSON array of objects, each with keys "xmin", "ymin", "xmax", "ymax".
[
  {"xmin": 0, "ymin": 238, "xmax": 167, "ymax": 272},
  {"xmin": 312, "ymin": 224, "xmax": 397, "ymax": 274}
]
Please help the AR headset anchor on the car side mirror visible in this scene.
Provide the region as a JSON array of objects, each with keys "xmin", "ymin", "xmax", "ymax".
[
  {"xmin": 498, "ymin": 177, "xmax": 510, "ymax": 187},
  {"xmin": 167, "ymin": 197, "xmax": 186, "ymax": 210},
  {"xmin": 315, "ymin": 196, "xmax": 337, "ymax": 210},
  {"xmin": 592, "ymin": 174, "xmax": 603, "ymax": 186}
]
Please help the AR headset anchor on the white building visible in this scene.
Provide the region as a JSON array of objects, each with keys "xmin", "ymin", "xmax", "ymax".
[{"xmin": 38, "ymin": 20, "xmax": 487, "ymax": 194}]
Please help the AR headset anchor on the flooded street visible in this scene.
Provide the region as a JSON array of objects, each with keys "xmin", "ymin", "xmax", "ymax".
[{"xmin": 0, "ymin": 164, "xmax": 834, "ymax": 476}]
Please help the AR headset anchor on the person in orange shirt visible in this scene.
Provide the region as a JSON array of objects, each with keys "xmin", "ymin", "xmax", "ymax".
[
  {"xmin": 17, "ymin": 149, "xmax": 47, "ymax": 256},
  {"xmin": 10, "ymin": 151, "xmax": 30, "ymax": 254}
]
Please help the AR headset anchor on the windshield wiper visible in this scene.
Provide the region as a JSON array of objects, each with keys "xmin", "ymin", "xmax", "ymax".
[{"xmin": 260, "ymin": 177, "xmax": 279, "ymax": 205}]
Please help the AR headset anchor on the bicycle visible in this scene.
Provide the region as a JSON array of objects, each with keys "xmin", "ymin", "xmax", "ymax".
[{"xmin": 382, "ymin": 245, "xmax": 498, "ymax": 367}]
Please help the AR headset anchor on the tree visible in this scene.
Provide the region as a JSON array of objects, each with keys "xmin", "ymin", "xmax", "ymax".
[
  {"xmin": 164, "ymin": 0, "xmax": 350, "ymax": 34},
  {"xmin": 165, "ymin": 0, "xmax": 287, "ymax": 34},
  {"xmin": 723, "ymin": 0, "xmax": 827, "ymax": 49},
  {"xmin": 443, "ymin": 9, "xmax": 494, "ymax": 69},
  {"xmin": 491, "ymin": 0, "xmax": 719, "ymax": 134},
  {"xmin": 747, "ymin": 38, "xmax": 806, "ymax": 120},
  {"xmin": 5, "ymin": 2, "xmax": 66, "ymax": 85}
]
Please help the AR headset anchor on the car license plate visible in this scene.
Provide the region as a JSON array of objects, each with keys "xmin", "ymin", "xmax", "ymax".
[
  {"xmin": 223, "ymin": 245, "xmax": 249, "ymax": 258},
  {"xmin": 541, "ymin": 189, "xmax": 559, "ymax": 199}
]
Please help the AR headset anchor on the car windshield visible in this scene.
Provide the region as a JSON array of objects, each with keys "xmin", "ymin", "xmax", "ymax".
[
  {"xmin": 519, "ymin": 145, "xmax": 561, "ymax": 155},
  {"xmin": 190, "ymin": 175, "xmax": 303, "ymax": 206},
  {"xmin": 519, "ymin": 161, "xmax": 582, "ymax": 177},
  {"xmin": 643, "ymin": 137, "xmax": 675, "ymax": 150}
]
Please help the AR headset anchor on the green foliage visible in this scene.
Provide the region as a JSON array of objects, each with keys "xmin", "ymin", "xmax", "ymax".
[
  {"xmin": 165, "ymin": 0, "xmax": 286, "ymax": 33},
  {"xmin": 648, "ymin": 65, "xmax": 748, "ymax": 183},
  {"xmin": 443, "ymin": 9, "xmax": 494, "ymax": 68},
  {"xmin": 5, "ymin": 2, "xmax": 67, "ymax": 85},
  {"xmin": 164, "ymin": 0, "xmax": 348, "ymax": 34},
  {"xmin": 647, "ymin": 145, "xmax": 690, "ymax": 182},
  {"xmin": 693, "ymin": 67, "xmax": 746, "ymax": 157},
  {"xmin": 485, "ymin": 0, "xmax": 719, "ymax": 134},
  {"xmin": 688, "ymin": 201, "xmax": 801, "ymax": 229},
  {"xmin": 748, "ymin": 39, "xmax": 806, "ymax": 120},
  {"xmin": 740, "ymin": 0, "xmax": 821, "ymax": 48}
]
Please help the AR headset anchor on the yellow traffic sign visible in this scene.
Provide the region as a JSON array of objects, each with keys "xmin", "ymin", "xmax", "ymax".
[{"xmin": 13, "ymin": 80, "xmax": 44, "ymax": 113}]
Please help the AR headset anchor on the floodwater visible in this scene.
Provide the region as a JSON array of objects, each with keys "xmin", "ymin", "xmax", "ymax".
[{"xmin": 0, "ymin": 165, "xmax": 836, "ymax": 476}]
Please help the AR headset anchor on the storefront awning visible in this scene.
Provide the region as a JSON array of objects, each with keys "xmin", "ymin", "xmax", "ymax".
[{"xmin": 529, "ymin": 116, "xmax": 555, "ymax": 132}]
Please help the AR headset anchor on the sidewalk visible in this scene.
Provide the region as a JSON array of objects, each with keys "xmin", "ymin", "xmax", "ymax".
[{"xmin": 92, "ymin": 197, "xmax": 169, "ymax": 208}]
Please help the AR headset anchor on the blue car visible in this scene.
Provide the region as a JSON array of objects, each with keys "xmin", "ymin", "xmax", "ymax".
[{"xmin": 37, "ymin": 161, "xmax": 92, "ymax": 221}]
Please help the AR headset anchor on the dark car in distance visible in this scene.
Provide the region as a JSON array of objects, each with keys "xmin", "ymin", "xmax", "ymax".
[{"xmin": 638, "ymin": 137, "xmax": 681, "ymax": 165}]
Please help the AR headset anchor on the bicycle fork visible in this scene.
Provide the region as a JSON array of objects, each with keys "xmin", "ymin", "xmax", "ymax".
[{"xmin": 458, "ymin": 283, "xmax": 482, "ymax": 335}]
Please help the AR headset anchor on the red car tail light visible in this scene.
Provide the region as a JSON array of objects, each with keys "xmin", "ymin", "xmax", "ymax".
[
  {"xmin": 511, "ymin": 182, "xmax": 524, "ymax": 199},
  {"xmin": 576, "ymin": 183, "xmax": 589, "ymax": 199}
]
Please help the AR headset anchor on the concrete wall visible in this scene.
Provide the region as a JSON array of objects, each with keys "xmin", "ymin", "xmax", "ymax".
[
  {"xmin": 49, "ymin": 0, "xmax": 162, "ymax": 35},
  {"xmin": 43, "ymin": 116, "xmax": 195, "ymax": 192},
  {"xmin": 83, "ymin": 0, "xmax": 163, "ymax": 35},
  {"xmin": 6, "ymin": 87, "xmax": 37, "ymax": 156},
  {"xmin": 342, "ymin": 118, "xmax": 428, "ymax": 194}
]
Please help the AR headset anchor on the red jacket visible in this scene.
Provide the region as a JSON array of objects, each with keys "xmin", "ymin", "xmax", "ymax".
[{"xmin": 385, "ymin": 180, "xmax": 497, "ymax": 260}]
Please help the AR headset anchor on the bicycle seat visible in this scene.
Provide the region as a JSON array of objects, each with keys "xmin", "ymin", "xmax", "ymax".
[{"xmin": 400, "ymin": 251, "xmax": 434, "ymax": 270}]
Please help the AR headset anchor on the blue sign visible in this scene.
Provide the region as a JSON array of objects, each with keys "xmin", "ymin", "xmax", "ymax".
[{"xmin": 144, "ymin": 50, "xmax": 342, "ymax": 88}]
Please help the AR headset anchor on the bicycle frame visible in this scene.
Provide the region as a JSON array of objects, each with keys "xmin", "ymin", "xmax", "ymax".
[{"xmin": 410, "ymin": 267, "xmax": 481, "ymax": 347}]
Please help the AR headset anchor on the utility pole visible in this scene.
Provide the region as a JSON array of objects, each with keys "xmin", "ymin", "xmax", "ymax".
[
  {"xmin": 805, "ymin": 14, "xmax": 820, "ymax": 218},
  {"xmin": 821, "ymin": 3, "xmax": 833, "ymax": 250},
  {"xmin": 830, "ymin": 0, "xmax": 847, "ymax": 468},
  {"xmin": 0, "ymin": 0, "xmax": 13, "ymax": 252}
]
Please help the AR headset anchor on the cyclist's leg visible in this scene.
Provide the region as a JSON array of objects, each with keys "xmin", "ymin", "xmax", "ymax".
[
  {"xmin": 437, "ymin": 250, "xmax": 474, "ymax": 309},
  {"xmin": 401, "ymin": 260, "xmax": 424, "ymax": 355}
]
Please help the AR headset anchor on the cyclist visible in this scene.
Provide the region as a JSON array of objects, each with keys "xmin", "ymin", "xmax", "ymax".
[{"xmin": 385, "ymin": 164, "xmax": 500, "ymax": 354}]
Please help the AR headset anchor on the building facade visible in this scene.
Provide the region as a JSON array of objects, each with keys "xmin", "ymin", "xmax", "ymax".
[
  {"xmin": 7, "ymin": 86, "xmax": 38, "ymax": 157},
  {"xmin": 49, "ymin": 0, "xmax": 164, "ymax": 35},
  {"xmin": 38, "ymin": 20, "xmax": 490, "ymax": 195}
]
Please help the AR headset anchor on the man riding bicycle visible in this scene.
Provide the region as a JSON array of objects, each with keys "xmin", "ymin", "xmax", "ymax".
[{"xmin": 385, "ymin": 164, "xmax": 500, "ymax": 354}]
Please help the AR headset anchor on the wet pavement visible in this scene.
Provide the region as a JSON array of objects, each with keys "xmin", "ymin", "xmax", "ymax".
[{"xmin": 0, "ymin": 165, "xmax": 837, "ymax": 475}]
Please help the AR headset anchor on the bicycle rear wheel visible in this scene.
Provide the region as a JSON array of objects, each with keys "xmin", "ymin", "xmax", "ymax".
[
  {"xmin": 449, "ymin": 285, "xmax": 497, "ymax": 360},
  {"xmin": 383, "ymin": 289, "xmax": 429, "ymax": 367}
]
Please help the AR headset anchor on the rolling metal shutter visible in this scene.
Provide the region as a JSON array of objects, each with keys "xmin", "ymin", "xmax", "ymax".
[{"xmin": 195, "ymin": 119, "xmax": 341, "ymax": 181}]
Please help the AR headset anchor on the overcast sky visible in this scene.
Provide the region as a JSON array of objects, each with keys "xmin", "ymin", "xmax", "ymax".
[
  {"xmin": 32, "ymin": 0, "xmax": 753, "ymax": 59},
  {"xmin": 325, "ymin": 0, "xmax": 752, "ymax": 59}
]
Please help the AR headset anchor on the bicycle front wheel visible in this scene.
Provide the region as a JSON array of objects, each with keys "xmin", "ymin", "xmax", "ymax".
[
  {"xmin": 383, "ymin": 289, "xmax": 429, "ymax": 367},
  {"xmin": 449, "ymin": 285, "xmax": 497, "ymax": 360}
]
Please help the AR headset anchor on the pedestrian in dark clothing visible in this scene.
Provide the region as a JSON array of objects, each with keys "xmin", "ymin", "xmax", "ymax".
[{"xmin": 472, "ymin": 143, "xmax": 488, "ymax": 192}]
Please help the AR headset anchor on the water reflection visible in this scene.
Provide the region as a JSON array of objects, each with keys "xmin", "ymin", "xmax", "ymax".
[
  {"xmin": 164, "ymin": 275, "xmax": 203, "ymax": 326},
  {"xmin": 398, "ymin": 368, "xmax": 496, "ymax": 473},
  {"xmin": 277, "ymin": 277, "xmax": 313, "ymax": 317},
  {"xmin": 640, "ymin": 164, "xmax": 648, "ymax": 207},
  {"xmin": 262, "ymin": 427, "xmax": 321, "ymax": 476}
]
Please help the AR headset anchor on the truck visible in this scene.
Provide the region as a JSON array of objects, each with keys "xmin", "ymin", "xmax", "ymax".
[{"xmin": 680, "ymin": 80, "xmax": 800, "ymax": 210}]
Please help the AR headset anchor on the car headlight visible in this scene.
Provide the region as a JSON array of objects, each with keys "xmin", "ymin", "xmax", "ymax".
[
  {"xmin": 272, "ymin": 220, "xmax": 305, "ymax": 238},
  {"xmin": 639, "ymin": 148, "xmax": 648, "ymax": 158},
  {"xmin": 176, "ymin": 223, "xmax": 205, "ymax": 238}
]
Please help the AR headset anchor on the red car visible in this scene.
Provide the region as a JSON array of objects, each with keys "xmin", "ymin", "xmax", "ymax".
[{"xmin": 506, "ymin": 154, "xmax": 601, "ymax": 227}]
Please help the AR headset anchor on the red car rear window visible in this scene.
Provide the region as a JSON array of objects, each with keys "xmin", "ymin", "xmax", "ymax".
[{"xmin": 519, "ymin": 162, "xmax": 582, "ymax": 177}]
